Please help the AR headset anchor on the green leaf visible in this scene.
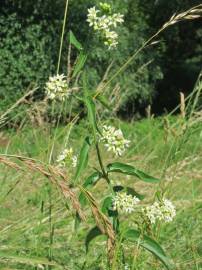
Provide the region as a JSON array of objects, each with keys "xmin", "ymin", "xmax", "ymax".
[
  {"xmin": 85, "ymin": 226, "xmax": 103, "ymax": 252},
  {"xmin": 83, "ymin": 171, "xmax": 103, "ymax": 188},
  {"xmin": 101, "ymin": 196, "xmax": 118, "ymax": 218},
  {"xmin": 113, "ymin": 185, "xmax": 145, "ymax": 200},
  {"xmin": 107, "ymin": 162, "xmax": 160, "ymax": 183},
  {"xmin": 72, "ymin": 51, "xmax": 87, "ymax": 78},
  {"xmin": 101, "ymin": 196, "xmax": 113, "ymax": 214},
  {"xmin": 69, "ymin": 30, "xmax": 83, "ymax": 51},
  {"xmin": 96, "ymin": 94, "xmax": 111, "ymax": 110},
  {"xmin": 74, "ymin": 137, "xmax": 91, "ymax": 183},
  {"xmin": 78, "ymin": 191, "xmax": 87, "ymax": 207},
  {"xmin": 85, "ymin": 95, "xmax": 100, "ymax": 135},
  {"xmin": 123, "ymin": 229, "xmax": 173, "ymax": 269},
  {"xmin": 79, "ymin": 171, "xmax": 103, "ymax": 207},
  {"xmin": 0, "ymin": 252, "xmax": 61, "ymax": 267}
]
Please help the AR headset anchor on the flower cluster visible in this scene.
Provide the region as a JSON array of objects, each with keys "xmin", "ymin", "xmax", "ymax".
[
  {"xmin": 45, "ymin": 74, "xmax": 70, "ymax": 101},
  {"xmin": 144, "ymin": 199, "xmax": 176, "ymax": 224},
  {"xmin": 56, "ymin": 148, "xmax": 77, "ymax": 168},
  {"xmin": 100, "ymin": 125, "xmax": 130, "ymax": 156},
  {"xmin": 113, "ymin": 192, "xmax": 140, "ymax": 214},
  {"xmin": 87, "ymin": 3, "xmax": 124, "ymax": 49}
]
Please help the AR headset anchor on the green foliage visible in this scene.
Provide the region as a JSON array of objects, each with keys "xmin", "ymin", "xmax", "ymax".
[
  {"xmin": 74, "ymin": 136, "xmax": 91, "ymax": 183},
  {"xmin": 0, "ymin": 1, "xmax": 202, "ymax": 269},
  {"xmin": 1, "ymin": 0, "xmax": 201, "ymax": 120},
  {"xmin": 123, "ymin": 229, "xmax": 172, "ymax": 269},
  {"xmin": 107, "ymin": 162, "xmax": 160, "ymax": 183},
  {"xmin": 0, "ymin": 12, "xmax": 56, "ymax": 114}
]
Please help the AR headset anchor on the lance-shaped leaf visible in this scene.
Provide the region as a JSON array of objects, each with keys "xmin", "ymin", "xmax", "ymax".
[
  {"xmin": 74, "ymin": 137, "xmax": 91, "ymax": 183},
  {"xmin": 123, "ymin": 229, "xmax": 173, "ymax": 269},
  {"xmin": 113, "ymin": 185, "xmax": 145, "ymax": 200},
  {"xmin": 69, "ymin": 30, "xmax": 83, "ymax": 51},
  {"xmin": 107, "ymin": 162, "xmax": 160, "ymax": 183},
  {"xmin": 72, "ymin": 51, "xmax": 87, "ymax": 78},
  {"xmin": 85, "ymin": 95, "xmax": 100, "ymax": 135},
  {"xmin": 83, "ymin": 171, "xmax": 103, "ymax": 188},
  {"xmin": 79, "ymin": 171, "xmax": 103, "ymax": 206},
  {"xmin": 101, "ymin": 196, "xmax": 113, "ymax": 215},
  {"xmin": 85, "ymin": 226, "xmax": 104, "ymax": 252}
]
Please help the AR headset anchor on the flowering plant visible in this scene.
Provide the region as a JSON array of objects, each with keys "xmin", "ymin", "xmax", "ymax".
[{"xmin": 42, "ymin": 2, "xmax": 195, "ymax": 269}]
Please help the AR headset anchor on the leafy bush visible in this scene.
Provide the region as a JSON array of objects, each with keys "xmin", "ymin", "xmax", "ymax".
[{"xmin": 0, "ymin": 12, "xmax": 57, "ymax": 114}]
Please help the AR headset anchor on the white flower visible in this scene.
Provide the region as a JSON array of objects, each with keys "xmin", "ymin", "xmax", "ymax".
[
  {"xmin": 161, "ymin": 199, "xmax": 176, "ymax": 222},
  {"xmin": 144, "ymin": 202, "xmax": 162, "ymax": 224},
  {"xmin": 87, "ymin": 7, "xmax": 99, "ymax": 27},
  {"xmin": 113, "ymin": 192, "xmax": 140, "ymax": 214},
  {"xmin": 104, "ymin": 29, "xmax": 118, "ymax": 49},
  {"xmin": 101, "ymin": 125, "xmax": 130, "ymax": 156},
  {"xmin": 144, "ymin": 199, "xmax": 176, "ymax": 224},
  {"xmin": 45, "ymin": 74, "xmax": 70, "ymax": 101},
  {"xmin": 111, "ymin": 13, "xmax": 124, "ymax": 27},
  {"xmin": 56, "ymin": 147, "xmax": 77, "ymax": 168},
  {"xmin": 97, "ymin": 15, "xmax": 111, "ymax": 30},
  {"xmin": 87, "ymin": 4, "xmax": 124, "ymax": 49},
  {"xmin": 72, "ymin": 155, "xmax": 78, "ymax": 168},
  {"xmin": 124, "ymin": 264, "xmax": 130, "ymax": 270}
]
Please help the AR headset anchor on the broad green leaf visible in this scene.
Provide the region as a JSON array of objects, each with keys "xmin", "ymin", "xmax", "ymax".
[
  {"xmin": 79, "ymin": 171, "xmax": 103, "ymax": 206},
  {"xmin": 72, "ymin": 51, "xmax": 87, "ymax": 78},
  {"xmin": 0, "ymin": 252, "xmax": 61, "ymax": 267},
  {"xmin": 74, "ymin": 137, "xmax": 91, "ymax": 183},
  {"xmin": 85, "ymin": 226, "xmax": 103, "ymax": 252},
  {"xmin": 83, "ymin": 171, "xmax": 103, "ymax": 188},
  {"xmin": 123, "ymin": 229, "xmax": 172, "ymax": 269},
  {"xmin": 107, "ymin": 162, "xmax": 160, "ymax": 183},
  {"xmin": 85, "ymin": 95, "xmax": 100, "ymax": 135},
  {"xmin": 113, "ymin": 185, "xmax": 145, "ymax": 200},
  {"xmin": 102, "ymin": 196, "xmax": 118, "ymax": 218},
  {"xmin": 69, "ymin": 30, "xmax": 83, "ymax": 51},
  {"xmin": 101, "ymin": 196, "xmax": 113, "ymax": 214},
  {"xmin": 96, "ymin": 94, "xmax": 111, "ymax": 110}
]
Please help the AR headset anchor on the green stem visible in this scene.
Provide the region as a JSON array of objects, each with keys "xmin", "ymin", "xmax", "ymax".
[
  {"xmin": 95, "ymin": 142, "xmax": 114, "ymax": 195},
  {"xmin": 95, "ymin": 143, "xmax": 107, "ymax": 178},
  {"xmin": 57, "ymin": 0, "xmax": 69, "ymax": 74},
  {"xmin": 48, "ymin": 186, "xmax": 53, "ymax": 269}
]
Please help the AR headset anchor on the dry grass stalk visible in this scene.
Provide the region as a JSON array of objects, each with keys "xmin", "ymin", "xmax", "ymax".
[
  {"xmin": 188, "ymin": 110, "xmax": 202, "ymax": 127},
  {"xmin": 0, "ymin": 156, "xmax": 22, "ymax": 171},
  {"xmin": 96, "ymin": 61, "xmax": 114, "ymax": 93},
  {"xmin": 28, "ymin": 100, "xmax": 48, "ymax": 127},
  {"xmin": 165, "ymin": 155, "xmax": 202, "ymax": 182},
  {"xmin": 0, "ymin": 155, "xmax": 86, "ymax": 221},
  {"xmin": 162, "ymin": 5, "xmax": 202, "ymax": 29},
  {"xmin": 180, "ymin": 92, "xmax": 185, "ymax": 119},
  {"xmin": 0, "ymin": 86, "xmax": 38, "ymax": 127},
  {"xmin": 80, "ymin": 187, "xmax": 115, "ymax": 260}
]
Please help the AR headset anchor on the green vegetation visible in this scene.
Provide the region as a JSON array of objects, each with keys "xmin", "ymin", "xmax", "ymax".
[
  {"xmin": 0, "ymin": 1, "xmax": 202, "ymax": 269},
  {"xmin": 0, "ymin": 112, "xmax": 202, "ymax": 269},
  {"xmin": 1, "ymin": 0, "xmax": 201, "ymax": 118}
]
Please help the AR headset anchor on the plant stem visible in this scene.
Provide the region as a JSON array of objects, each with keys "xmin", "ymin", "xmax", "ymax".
[
  {"xmin": 95, "ymin": 142, "xmax": 114, "ymax": 194},
  {"xmin": 57, "ymin": 0, "xmax": 69, "ymax": 74},
  {"xmin": 95, "ymin": 143, "xmax": 107, "ymax": 179}
]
